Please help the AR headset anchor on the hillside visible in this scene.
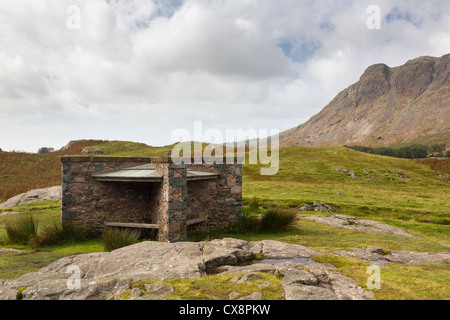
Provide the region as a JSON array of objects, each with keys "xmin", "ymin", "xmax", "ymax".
[
  {"xmin": 0, "ymin": 151, "xmax": 61, "ymax": 201},
  {"xmin": 280, "ymin": 54, "xmax": 450, "ymax": 147},
  {"xmin": 1, "ymin": 141, "xmax": 449, "ymax": 300},
  {"xmin": 1, "ymin": 141, "xmax": 448, "ymax": 226},
  {"xmin": 243, "ymin": 146, "xmax": 449, "ymax": 225}
]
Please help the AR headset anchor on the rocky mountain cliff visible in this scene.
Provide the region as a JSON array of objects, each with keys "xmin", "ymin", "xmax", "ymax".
[{"xmin": 280, "ymin": 54, "xmax": 450, "ymax": 147}]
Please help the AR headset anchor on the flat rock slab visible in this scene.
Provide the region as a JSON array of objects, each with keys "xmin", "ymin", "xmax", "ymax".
[
  {"xmin": 0, "ymin": 248, "xmax": 24, "ymax": 256},
  {"xmin": 331, "ymin": 247, "xmax": 450, "ymax": 265},
  {"xmin": 221, "ymin": 262, "xmax": 374, "ymax": 300},
  {"xmin": 0, "ymin": 186, "xmax": 61, "ymax": 209},
  {"xmin": 0, "ymin": 238, "xmax": 374, "ymax": 300},
  {"xmin": 0, "ymin": 211, "xmax": 19, "ymax": 216},
  {"xmin": 298, "ymin": 214, "xmax": 418, "ymax": 239}
]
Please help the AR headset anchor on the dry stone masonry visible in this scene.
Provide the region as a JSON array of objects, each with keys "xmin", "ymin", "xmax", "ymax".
[{"xmin": 61, "ymin": 156, "xmax": 242, "ymax": 242}]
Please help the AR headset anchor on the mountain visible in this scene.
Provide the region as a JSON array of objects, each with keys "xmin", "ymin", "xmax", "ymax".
[{"xmin": 280, "ymin": 54, "xmax": 450, "ymax": 147}]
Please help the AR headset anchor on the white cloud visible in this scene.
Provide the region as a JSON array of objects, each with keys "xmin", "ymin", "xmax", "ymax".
[{"xmin": 0, "ymin": 0, "xmax": 449, "ymax": 151}]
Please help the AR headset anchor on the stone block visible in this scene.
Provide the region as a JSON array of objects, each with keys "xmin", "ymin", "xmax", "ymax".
[
  {"xmin": 231, "ymin": 186, "xmax": 242, "ymax": 194},
  {"xmin": 62, "ymin": 210, "xmax": 77, "ymax": 220},
  {"xmin": 169, "ymin": 177, "xmax": 187, "ymax": 187},
  {"xmin": 169, "ymin": 188, "xmax": 183, "ymax": 202},
  {"xmin": 169, "ymin": 221, "xmax": 182, "ymax": 233},
  {"xmin": 62, "ymin": 194, "xmax": 77, "ymax": 205},
  {"xmin": 168, "ymin": 201, "xmax": 186, "ymax": 211},
  {"xmin": 62, "ymin": 174, "xmax": 74, "ymax": 183},
  {"xmin": 73, "ymin": 176, "xmax": 86, "ymax": 183}
]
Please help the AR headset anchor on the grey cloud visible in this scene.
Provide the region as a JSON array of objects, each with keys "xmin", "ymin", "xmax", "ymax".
[{"xmin": 0, "ymin": 0, "xmax": 449, "ymax": 152}]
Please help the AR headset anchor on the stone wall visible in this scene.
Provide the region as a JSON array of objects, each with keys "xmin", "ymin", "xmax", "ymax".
[
  {"xmin": 185, "ymin": 163, "xmax": 242, "ymax": 235},
  {"xmin": 61, "ymin": 157, "xmax": 242, "ymax": 242},
  {"xmin": 61, "ymin": 157, "xmax": 159, "ymax": 228}
]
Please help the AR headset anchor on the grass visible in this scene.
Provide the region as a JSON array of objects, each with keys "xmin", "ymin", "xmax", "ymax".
[
  {"xmin": 121, "ymin": 272, "xmax": 284, "ymax": 300},
  {"xmin": 4, "ymin": 213, "xmax": 38, "ymax": 245},
  {"xmin": 243, "ymin": 146, "xmax": 450, "ymax": 225},
  {"xmin": 259, "ymin": 210, "xmax": 297, "ymax": 233},
  {"xmin": 79, "ymin": 140, "xmax": 181, "ymax": 157},
  {"xmin": 28, "ymin": 221, "xmax": 96, "ymax": 248},
  {"xmin": 102, "ymin": 227, "xmax": 141, "ymax": 252},
  {"xmin": 313, "ymin": 254, "xmax": 450, "ymax": 300},
  {"xmin": 190, "ymin": 219, "xmax": 450, "ymax": 253},
  {"xmin": 0, "ymin": 239, "xmax": 104, "ymax": 280},
  {"xmin": 415, "ymin": 158, "xmax": 450, "ymax": 175},
  {"xmin": 0, "ymin": 144, "xmax": 449, "ymax": 299},
  {"xmin": 189, "ymin": 218, "xmax": 450, "ymax": 300},
  {"xmin": 0, "ymin": 201, "xmax": 104, "ymax": 279},
  {"xmin": 0, "ymin": 151, "xmax": 61, "ymax": 201},
  {"xmin": 208, "ymin": 207, "xmax": 297, "ymax": 236},
  {"xmin": 0, "ymin": 200, "xmax": 64, "ymax": 242}
]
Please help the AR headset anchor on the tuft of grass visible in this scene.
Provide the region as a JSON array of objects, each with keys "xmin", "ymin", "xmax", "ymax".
[
  {"xmin": 103, "ymin": 227, "xmax": 140, "ymax": 252},
  {"xmin": 28, "ymin": 221, "xmax": 95, "ymax": 248},
  {"xmin": 4, "ymin": 213, "xmax": 38, "ymax": 245},
  {"xmin": 259, "ymin": 209, "xmax": 297, "ymax": 233},
  {"xmin": 224, "ymin": 209, "xmax": 296, "ymax": 235},
  {"xmin": 124, "ymin": 272, "xmax": 284, "ymax": 300},
  {"xmin": 223, "ymin": 212, "xmax": 260, "ymax": 235},
  {"xmin": 16, "ymin": 287, "xmax": 26, "ymax": 300},
  {"xmin": 248, "ymin": 197, "xmax": 260, "ymax": 213}
]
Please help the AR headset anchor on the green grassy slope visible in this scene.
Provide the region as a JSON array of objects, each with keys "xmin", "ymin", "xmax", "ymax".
[
  {"xmin": 243, "ymin": 146, "xmax": 449, "ymax": 224},
  {"xmin": 0, "ymin": 142, "xmax": 449, "ymax": 299}
]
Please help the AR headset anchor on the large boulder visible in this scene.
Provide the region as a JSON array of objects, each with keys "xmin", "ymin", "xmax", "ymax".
[
  {"xmin": 298, "ymin": 214, "xmax": 418, "ymax": 238},
  {"xmin": 0, "ymin": 186, "xmax": 61, "ymax": 209}
]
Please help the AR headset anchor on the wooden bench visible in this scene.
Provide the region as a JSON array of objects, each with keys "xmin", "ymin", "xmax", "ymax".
[
  {"xmin": 186, "ymin": 218, "xmax": 207, "ymax": 226},
  {"xmin": 104, "ymin": 218, "xmax": 206, "ymax": 229},
  {"xmin": 104, "ymin": 222, "xmax": 160, "ymax": 229}
]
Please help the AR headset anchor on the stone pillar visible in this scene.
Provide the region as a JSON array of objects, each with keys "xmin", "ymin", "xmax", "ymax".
[{"xmin": 157, "ymin": 163, "xmax": 187, "ymax": 242}]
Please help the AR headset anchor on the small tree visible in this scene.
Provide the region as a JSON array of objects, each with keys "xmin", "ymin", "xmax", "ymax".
[
  {"xmin": 37, "ymin": 147, "xmax": 55, "ymax": 154},
  {"xmin": 429, "ymin": 143, "xmax": 446, "ymax": 154}
]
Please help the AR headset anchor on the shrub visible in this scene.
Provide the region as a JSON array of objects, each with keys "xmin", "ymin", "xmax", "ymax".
[
  {"xmin": 224, "ymin": 212, "xmax": 260, "ymax": 235},
  {"xmin": 5, "ymin": 213, "xmax": 38, "ymax": 244},
  {"xmin": 37, "ymin": 147, "xmax": 55, "ymax": 154},
  {"xmin": 29, "ymin": 221, "xmax": 95, "ymax": 248},
  {"xmin": 249, "ymin": 197, "xmax": 260, "ymax": 213},
  {"xmin": 226, "ymin": 209, "xmax": 296, "ymax": 234},
  {"xmin": 259, "ymin": 209, "xmax": 297, "ymax": 233},
  {"xmin": 103, "ymin": 227, "xmax": 140, "ymax": 252},
  {"xmin": 239, "ymin": 212, "xmax": 261, "ymax": 234}
]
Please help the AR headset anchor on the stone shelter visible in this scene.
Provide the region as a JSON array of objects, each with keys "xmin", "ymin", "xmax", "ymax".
[{"xmin": 61, "ymin": 156, "xmax": 242, "ymax": 242}]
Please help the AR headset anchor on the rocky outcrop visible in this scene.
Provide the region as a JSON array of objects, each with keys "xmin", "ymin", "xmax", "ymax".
[
  {"xmin": 299, "ymin": 202, "xmax": 334, "ymax": 213},
  {"xmin": 280, "ymin": 54, "xmax": 450, "ymax": 147},
  {"xmin": 279, "ymin": 263, "xmax": 375, "ymax": 300},
  {"xmin": 331, "ymin": 247, "xmax": 450, "ymax": 265},
  {"xmin": 0, "ymin": 248, "xmax": 24, "ymax": 256},
  {"xmin": 0, "ymin": 238, "xmax": 375, "ymax": 300},
  {"xmin": 298, "ymin": 214, "xmax": 418, "ymax": 238},
  {"xmin": 0, "ymin": 186, "xmax": 61, "ymax": 209}
]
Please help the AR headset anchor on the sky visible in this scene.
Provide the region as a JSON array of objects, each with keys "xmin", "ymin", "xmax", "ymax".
[{"xmin": 0, "ymin": 0, "xmax": 449, "ymax": 152}]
